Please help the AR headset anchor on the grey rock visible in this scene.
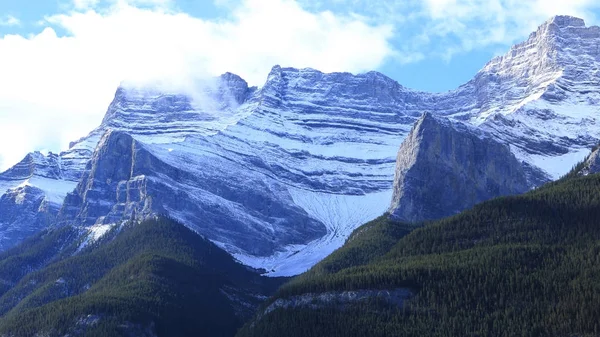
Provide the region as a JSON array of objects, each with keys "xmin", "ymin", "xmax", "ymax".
[
  {"xmin": 262, "ymin": 288, "xmax": 413, "ymax": 316},
  {"xmin": 389, "ymin": 113, "xmax": 541, "ymax": 223},
  {"xmin": 0, "ymin": 152, "xmax": 61, "ymax": 181},
  {"xmin": 0, "ymin": 152, "xmax": 75, "ymax": 251},
  {"xmin": 59, "ymin": 130, "xmax": 326, "ymax": 256},
  {"xmin": 0, "ymin": 185, "xmax": 57, "ymax": 251},
  {"xmin": 578, "ymin": 146, "xmax": 600, "ymax": 176}
]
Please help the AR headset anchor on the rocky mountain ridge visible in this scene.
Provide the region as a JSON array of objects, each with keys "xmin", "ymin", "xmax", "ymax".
[
  {"xmin": 389, "ymin": 113, "xmax": 543, "ymax": 222},
  {"xmin": 1, "ymin": 15, "xmax": 599, "ymax": 276}
]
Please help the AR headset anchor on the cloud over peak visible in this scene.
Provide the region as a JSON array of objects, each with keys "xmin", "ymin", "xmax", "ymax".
[{"xmin": 0, "ymin": 0, "xmax": 394, "ymax": 171}]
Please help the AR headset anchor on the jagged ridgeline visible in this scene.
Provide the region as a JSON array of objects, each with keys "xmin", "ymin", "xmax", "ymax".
[
  {"xmin": 0, "ymin": 217, "xmax": 284, "ymax": 337},
  {"xmin": 2, "ymin": 15, "xmax": 600, "ymax": 277},
  {"xmin": 238, "ymin": 162, "xmax": 600, "ymax": 337}
]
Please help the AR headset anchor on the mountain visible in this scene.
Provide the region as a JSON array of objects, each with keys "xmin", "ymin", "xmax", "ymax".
[
  {"xmin": 471, "ymin": 15, "xmax": 600, "ymax": 172},
  {"xmin": 0, "ymin": 152, "xmax": 79, "ymax": 251},
  {"xmin": 388, "ymin": 113, "xmax": 545, "ymax": 223},
  {"xmin": 238, "ymin": 159, "xmax": 600, "ymax": 337},
  {"xmin": 0, "ymin": 216, "xmax": 284, "ymax": 337},
  {"xmin": 0, "ymin": 15, "xmax": 599, "ymax": 275}
]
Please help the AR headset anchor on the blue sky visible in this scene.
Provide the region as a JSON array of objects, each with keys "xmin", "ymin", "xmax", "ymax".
[
  {"xmin": 5, "ymin": 0, "xmax": 595, "ymax": 92},
  {"xmin": 0, "ymin": 0, "xmax": 600, "ymax": 170}
]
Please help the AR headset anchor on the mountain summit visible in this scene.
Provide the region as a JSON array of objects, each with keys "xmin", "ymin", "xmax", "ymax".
[
  {"xmin": 0, "ymin": 16, "xmax": 599, "ymax": 275},
  {"xmin": 388, "ymin": 113, "xmax": 537, "ymax": 223}
]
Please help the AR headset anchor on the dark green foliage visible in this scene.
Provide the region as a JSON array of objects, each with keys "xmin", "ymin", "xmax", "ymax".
[
  {"xmin": 273, "ymin": 217, "xmax": 414, "ymax": 304},
  {"xmin": 239, "ymin": 173, "xmax": 600, "ymax": 337},
  {"xmin": 0, "ymin": 217, "xmax": 284, "ymax": 337},
  {"xmin": 306, "ymin": 216, "xmax": 414, "ymax": 276},
  {"xmin": 0, "ymin": 225, "xmax": 80, "ymax": 296}
]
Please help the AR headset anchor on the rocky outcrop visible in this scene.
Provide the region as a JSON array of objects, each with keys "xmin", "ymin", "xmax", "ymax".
[
  {"xmin": 59, "ymin": 129, "xmax": 326, "ymax": 256},
  {"xmin": 389, "ymin": 113, "xmax": 545, "ymax": 223},
  {"xmin": 0, "ymin": 152, "xmax": 61, "ymax": 181},
  {"xmin": 0, "ymin": 185, "xmax": 57, "ymax": 250},
  {"xmin": 59, "ymin": 130, "xmax": 154, "ymax": 226},
  {"xmin": 578, "ymin": 147, "xmax": 600, "ymax": 176},
  {"xmin": 262, "ymin": 288, "xmax": 413, "ymax": 316},
  {"xmin": 0, "ymin": 152, "xmax": 78, "ymax": 251}
]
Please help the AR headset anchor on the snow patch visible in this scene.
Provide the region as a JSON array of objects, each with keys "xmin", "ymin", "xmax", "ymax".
[
  {"xmin": 26, "ymin": 177, "xmax": 78, "ymax": 204},
  {"xmin": 232, "ymin": 189, "xmax": 393, "ymax": 277},
  {"xmin": 76, "ymin": 223, "xmax": 116, "ymax": 252},
  {"xmin": 523, "ymin": 148, "xmax": 590, "ymax": 180}
]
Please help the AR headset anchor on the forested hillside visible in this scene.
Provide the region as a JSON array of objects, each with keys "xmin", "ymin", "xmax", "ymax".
[
  {"xmin": 239, "ymin": 171, "xmax": 600, "ymax": 337},
  {"xmin": 0, "ymin": 217, "xmax": 284, "ymax": 337}
]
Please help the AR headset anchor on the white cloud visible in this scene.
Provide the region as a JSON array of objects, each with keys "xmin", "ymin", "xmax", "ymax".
[
  {"xmin": 303, "ymin": 0, "xmax": 600, "ymax": 60},
  {"xmin": 3, "ymin": 0, "xmax": 599, "ymax": 172},
  {"xmin": 73, "ymin": 0, "xmax": 100, "ymax": 9},
  {"xmin": 73, "ymin": 0, "xmax": 173, "ymax": 10},
  {"xmin": 0, "ymin": 0, "xmax": 394, "ymax": 171},
  {"xmin": 0, "ymin": 15, "xmax": 21, "ymax": 26},
  {"xmin": 419, "ymin": 0, "xmax": 600, "ymax": 58}
]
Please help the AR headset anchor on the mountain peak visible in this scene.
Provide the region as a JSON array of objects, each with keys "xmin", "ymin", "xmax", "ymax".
[
  {"xmin": 543, "ymin": 15, "xmax": 586, "ymax": 29},
  {"xmin": 527, "ymin": 15, "xmax": 591, "ymax": 43},
  {"xmin": 266, "ymin": 65, "xmax": 283, "ymax": 79},
  {"xmin": 389, "ymin": 114, "xmax": 533, "ymax": 222},
  {"xmin": 0, "ymin": 151, "xmax": 63, "ymax": 181},
  {"xmin": 416, "ymin": 111, "xmax": 440, "ymax": 124},
  {"xmin": 414, "ymin": 111, "xmax": 483, "ymax": 140},
  {"xmin": 412, "ymin": 111, "xmax": 443, "ymax": 131}
]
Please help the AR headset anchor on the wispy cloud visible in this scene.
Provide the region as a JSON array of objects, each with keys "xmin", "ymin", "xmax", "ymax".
[
  {"xmin": 0, "ymin": 15, "xmax": 21, "ymax": 27},
  {"xmin": 0, "ymin": 0, "xmax": 395, "ymax": 170},
  {"xmin": 302, "ymin": 0, "xmax": 600, "ymax": 61},
  {"xmin": 419, "ymin": 0, "xmax": 600, "ymax": 59},
  {"xmin": 2, "ymin": 0, "xmax": 599, "ymax": 171},
  {"xmin": 73, "ymin": 0, "xmax": 174, "ymax": 10}
]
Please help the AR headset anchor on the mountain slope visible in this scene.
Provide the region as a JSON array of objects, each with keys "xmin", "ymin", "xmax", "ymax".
[
  {"xmin": 0, "ymin": 152, "xmax": 79, "ymax": 251},
  {"xmin": 0, "ymin": 15, "xmax": 599, "ymax": 275},
  {"xmin": 58, "ymin": 128, "xmax": 327, "ymax": 257},
  {"xmin": 473, "ymin": 16, "xmax": 600, "ymax": 175},
  {"xmin": 0, "ymin": 217, "xmax": 284, "ymax": 337},
  {"xmin": 239, "ymin": 155, "xmax": 600, "ymax": 337}
]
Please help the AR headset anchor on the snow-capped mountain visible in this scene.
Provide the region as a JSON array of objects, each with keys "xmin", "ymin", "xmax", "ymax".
[
  {"xmin": 58, "ymin": 68, "xmax": 410, "ymax": 275},
  {"xmin": 0, "ymin": 152, "xmax": 79, "ymax": 250},
  {"xmin": 0, "ymin": 15, "xmax": 599, "ymax": 276},
  {"xmin": 461, "ymin": 15, "xmax": 600, "ymax": 178}
]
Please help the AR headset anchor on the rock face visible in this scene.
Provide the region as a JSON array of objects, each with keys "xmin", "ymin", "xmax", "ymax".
[
  {"xmin": 578, "ymin": 146, "xmax": 600, "ymax": 176},
  {"xmin": 59, "ymin": 131, "xmax": 152, "ymax": 226},
  {"xmin": 0, "ymin": 15, "xmax": 599, "ymax": 275},
  {"xmin": 389, "ymin": 113, "xmax": 537, "ymax": 222},
  {"xmin": 0, "ymin": 152, "xmax": 78, "ymax": 251},
  {"xmin": 0, "ymin": 185, "xmax": 57, "ymax": 251},
  {"xmin": 468, "ymin": 15, "xmax": 600, "ymax": 177},
  {"xmin": 59, "ymin": 130, "xmax": 326, "ymax": 256},
  {"xmin": 262, "ymin": 288, "xmax": 413, "ymax": 315}
]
